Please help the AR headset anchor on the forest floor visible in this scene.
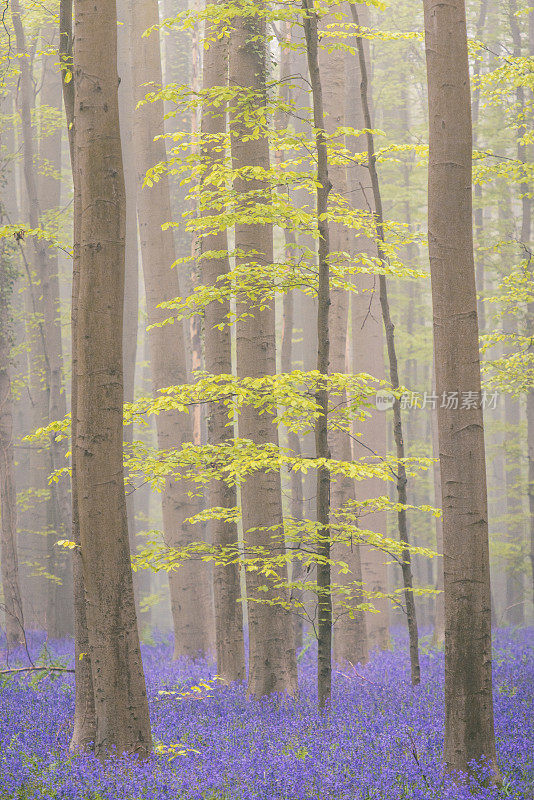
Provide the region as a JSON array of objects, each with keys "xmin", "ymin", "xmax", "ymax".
[{"xmin": 0, "ymin": 628, "xmax": 532, "ymax": 800}]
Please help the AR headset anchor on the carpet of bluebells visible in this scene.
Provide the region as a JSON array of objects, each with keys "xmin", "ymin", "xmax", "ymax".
[{"xmin": 0, "ymin": 628, "xmax": 532, "ymax": 800}]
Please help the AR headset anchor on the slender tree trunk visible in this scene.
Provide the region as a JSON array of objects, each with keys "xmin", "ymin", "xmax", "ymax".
[
  {"xmin": 316, "ymin": 30, "xmax": 367, "ymax": 669},
  {"xmin": 509, "ymin": 0, "xmax": 532, "ymax": 613},
  {"xmin": 302, "ymin": 0, "xmax": 333, "ymax": 707},
  {"xmin": 189, "ymin": 0, "xmax": 203, "ymax": 449},
  {"xmin": 528, "ymin": 9, "xmax": 534, "ymax": 609},
  {"xmin": 351, "ymin": 3, "xmax": 420, "ymax": 685},
  {"xmin": 423, "ymin": 0, "xmax": 498, "ymax": 778},
  {"xmin": 11, "ymin": 0, "xmax": 56, "ymax": 634},
  {"xmin": 229, "ymin": 1, "xmax": 297, "ymax": 697},
  {"xmin": 73, "ymin": 0, "xmax": 151, "ymax": 757},
  {"xmin": 0, "ymin": 195, "xmax": 25, "ymax": 646},
  {"xmin": 528, "ymin": 372, "xmax": 534, "ymax": 607},
  {"xmin": 281, "ymin": 284, "xmax": 306, "ymax": 651},
  {"xmin": 4, "ymin": 100, "xmax": 34, "ymax": 635},
  {"xmin": 503, "ymin": 316, "xmax": 524, "ymax": 625},
  {"xmin": 128, "ymin": 0, "xmax": 214, "ymax": 658},
  {"xmin": 345, "ymin": 31, "xmax": 390, "ymax": 655},
  {"xmin": 277, "ymin": 36, "xmax": 306, "ymax": 651},
  {"xmin": 472, "ymin": 0, "xmax": 488, "ymax": 333},
  {"xmin": 200, "ymin": 0, "xmax": 245, "ymax": 684},
  {"xmin": 39, "ymin": 29, "xmax": 74, "ymax": 638},
  {"xmin": 59, "ymin": 0, "xmax": 97, "ymax": 751},
  {"xmin": 117, "ymin": 0, "xmax": 140, "ymax": 608},
  {"xmin": 12, "ymin": 2, "xmax": 74, "ymax": 638}
]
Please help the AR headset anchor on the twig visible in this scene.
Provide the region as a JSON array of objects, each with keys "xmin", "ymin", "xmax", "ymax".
[{"xmin": 0, "ymin": 666, "xmax": 74, "ymax": 675}]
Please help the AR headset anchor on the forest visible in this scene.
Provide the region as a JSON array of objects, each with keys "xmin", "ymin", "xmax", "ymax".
[{"xmin": 0, "ymin": 0, "xmax": 532, "ymax": 797}]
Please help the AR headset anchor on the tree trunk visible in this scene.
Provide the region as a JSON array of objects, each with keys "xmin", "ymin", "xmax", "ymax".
[
  {"xmin": 39, "ymin": 27, "xmax": 74, "ymax": 638},
  {"xmin": 277, "ymin": 40, "xmax": 310, "ymax": 650},
  {"xmin": 73, "ymin": 0, "xmax": 151, "ymax": 757},
  {"xmin": 430, "ymin": 364, "xmax": 444, "ymax": 645},
  {"xmin": 351, "ymin": 3, "xmax": 420, "ymax": 685},
  {"xmin": 200, "ymin": 0, "xmax": 245, "ymax": 684},
  {"xmin": 472, "ymin": 0, "xmax": 488, "ymax": 334},
  {"xmin": 59, "ymin": 0, "xmax": 97, "ymax": 751},
  {"xmin": 0, "ymin": 192, "xmax": 25, "ymax": 646},
  {"xmin": 345, "ymin": 28, "xmax": 390, "ymax": 654},
  {"xmin": 503, "ymin": 316, "xmax": 524, "ymax": 626},
  {"xmin": 316, "ymin": 27, "xmax": 367, "ymax": 669},
  {"xmin": 11, "ymin": 0, "xmax": 58, "ymax": 634},
  {"xmin": 229, "ymin": 1, "xmax": 297, "ymax": 697},
  {"xmin": 302, "ymin": 0, "xmax": 332, "ymax": 707},
  {"xmin": 117, "ymin": 0, "xmax": 140, "ymax": 611},
  {"xmin": 128, "ymin": 0, "xmax": 214, "ymax": 658},
  {"xmin": 423, "ymin": 0, "xmax": 498, "ymax": 778},
  {"xmin": 509, "ymin": 0, "xmax": 532, "ymax": 614},
  {"xmin": 525, "ymin": 7, "xmax": 534, "ymax": 611}
]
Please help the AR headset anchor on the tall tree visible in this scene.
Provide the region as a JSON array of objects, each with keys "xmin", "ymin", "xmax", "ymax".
[
  {"xmin": 0, "ymin": 167, "xmax": 25, "ymax": 646},
  {"xmin": 11, "ymin": 0, "xmax": 61, "ymax": 634},
  {"xmin": 128, "ymin": 0, "xmax": 214, "ymax": 658},
  {"xmin": 319, "ymin": 16, "xmax": 368, "ymax": 669},
  {"xmin": 345, "ymin": 26, "xmax": 390, "ymax": 655},
  {"xmin": 506, "ymin": 0, "xmax": 530, "ymax": 621},
  {"xmin": 117, "ymin": 0, "xmax": 140, "ymax": 610},
  {"xmin": 39, "ymin": 24, "xmax": 74, "ymax": 638},
  {"xmin": 229, "ymin": 0, "xmax": 297, "ymax": 696},
  {"xmin": 200, "ymin": 0, "xmax": 245, "ymax": 683},
  {"xmin": 302, "ymin": 0, "xmax": 333, "ymax": 706},
  {"xmin": 73, "ymin": 0, "xmax": 151, "ymax": 756},
  {"xmin": 351, "ymin": 2, "xmax": 420, "ymax": 686},
  {"xmin": 423, "ymin": 0, "xmax": 498, "ymax": 778},
  {"xmin": 59, "ymin": 0, "xmax": 97, "ymax": 751},
  {"xmin": 527, "ymin": 8, "xmax": 534, "ymax": 608}
]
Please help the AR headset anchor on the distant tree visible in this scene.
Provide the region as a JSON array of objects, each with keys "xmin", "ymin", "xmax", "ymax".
[
  {"xmin": 228, "ymin": 0, "xmax": 297, "ymax": 697},
  {"xmin": 128, "ymin": 0, "xmax": 214, "ymax": 658},
  {"xmin": 200, "ymin": 0, "xmax": 245, "ymax": 684},
  {"xmin": 11, "ymin": 0, "xmax": 72, "ymax": 636},
  {"xmin": 0, "ymin": 169, "xmax": 24, "ymax": 647}
]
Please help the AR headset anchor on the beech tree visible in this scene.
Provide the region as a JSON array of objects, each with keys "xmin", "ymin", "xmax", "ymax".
[
  {"xmin": 423, "ymin": 0, "xmax": 498, "ymax": 778},
  {"xmin": 128, "ymin": 0, "xmax": 214, "ymax": 658},
  {"xmin": 0, "ymin": 171, "xmax": 24, "ymax": 646},
  {"xmin": 200, "ymin": 0, "xmax": 245, "ymax": 683},
  {"xmin": 1, "ymin": 0, "xmax": 531, "ymax": 782},
  {"xmin": 345, "ymin": 9, "xmax": 390, "ymax": 655},
  {"xmin": 11, "ymin": 0, "xmax": 72, "ymax": 636},
  {"xmin": 318, "ymin": 14, "xmax": 367, "ymax": 669},
  {"xmin": 73, "ymin": 0, "xmax": 151, "ymax": 756},
  {"xmin": 228, "ymin": 0, "xmax": 297, "ymax": 697}
]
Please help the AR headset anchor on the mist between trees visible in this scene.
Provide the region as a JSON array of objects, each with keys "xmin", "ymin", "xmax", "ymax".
[{"xmin": 0, "ymin": 0, "xmax": 532, "ymax": 794}]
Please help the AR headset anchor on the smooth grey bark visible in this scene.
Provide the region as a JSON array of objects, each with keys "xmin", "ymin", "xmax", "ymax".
[
  {"xmin": 59, "ymin": 0, "xmax": 97, "ymax": 751},
  {"xmin": 229, "ymin": 1, "xmax": 297, "ymax": 697},
  {"xmin": 73, "ymin": 0, "xmax": 151, "ymax": 757},
  {"xmin": 423, "ymin": 0, "xmax": 499, "ymax": 778},
  {"xmin": 508, "ymin": 0, "xmax": 531, "ymax": 615},
  {"xmin": 201, "ymin": 0, "xmax": 246, "ymax": 684},
  {"xmin": 527, "ymin": 2, "xmax": 534, "ymax": 610},
  {"xmin": 128, "ymin": 0, "xmax": 214, "ymax": 658},
  {"xmin": 11, "ymin": 0, "xmax": 65, "ymax": 635},
  {"xmin": 0, "ymin": 173, "xmax": 25, "ymax": 646},
  {"xmin": 39, "ymin": 27, "xmax": 74, "ymax": 638},
  {"xmin": 117, "ymin": 0, "xmax": 140, "ymax": 612},
  {"xmin": 350, "ymin": 2, "xmax": 420, "ymax": 685},
  {"xmin": 345, "ymin": 29, "xmax": 390, "ymax": 654},
  {"xmin": 302, "ymin": 0, "xmax": 333, "ymax": 707}
]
